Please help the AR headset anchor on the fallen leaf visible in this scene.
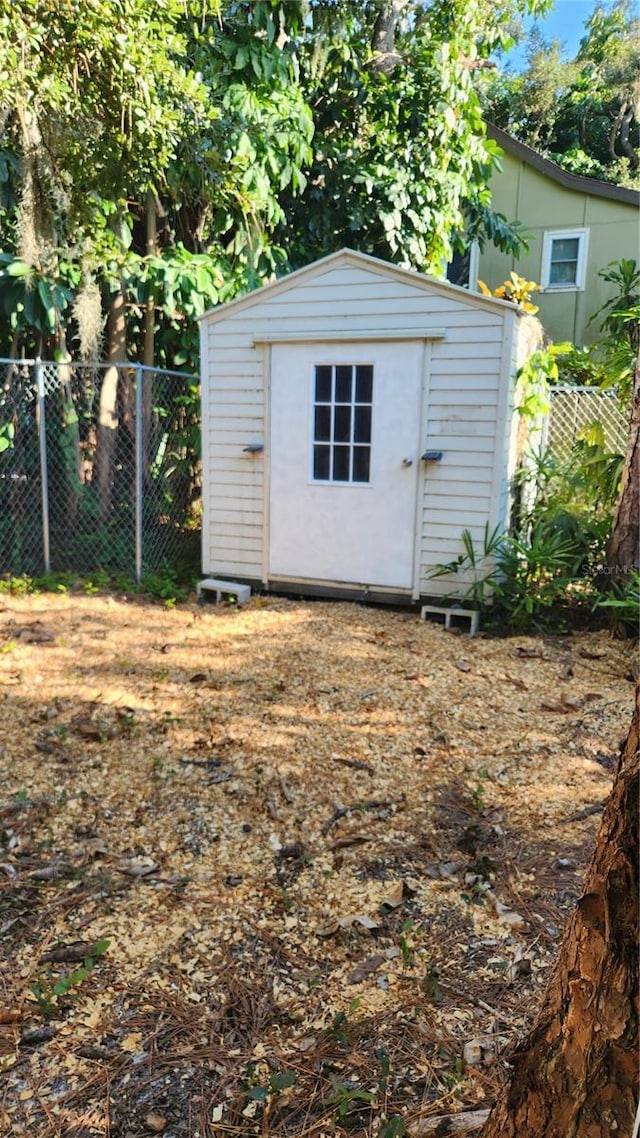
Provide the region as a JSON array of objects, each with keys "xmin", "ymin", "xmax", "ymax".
[
  {"xmin": 485, "ymin": 890, "xmax": 526, "ymax": 930},
  {"xmin": 348, "ymin": 954, "xmax": 386, "ymax": 984},
  {"xmin": 463, "ymin": 1036, "xmax": 498, "ymax": 1067},
  {"xmin": 504, "ymin": 673, "xmax": 527, "ymax": 691},
  {"xmin": 380, "ymin": 881, "xmax": 404, "ymax": 910},
  {"xmin": 506, "ymin": 946, "xmax": 533, "ymax": 984},
  {"xmin": 330, "ymin": 835, "xmax": 369, "ymax": 851},
  {"xmin": 338, "ymin": 913, "xmax": 380, "ymax": 930},
  {"xmin": 30, "ymin": 863, "xmax": 69, "ymax": 881},
  {"xmin": 20, "ymin": 1025, "xmax": 57, "ymax": 1047},
  {"xmin": 15, "ymin": 624, "xmax": 56, "ymax": 644},
  {"xmin": 144, "ymin": 1112, "xmax": 167, "ymax": 1133},
  {"xmin": 120, "ymin": 1032, "xmax": 143, "ymax": 1053},
  {"xmin": 76, "ymin": 1044, "xmax": 114, "ymax": 1060},
  {"xmin": 143, "ymin": 1115, "xmax": 165, "ymax": 1133},
  {"xmin": 462, "ymin": 1038, "xmax": 484, "ymax": 1066},
  {"xmin": 314, "ymin": 920, "xmax": 339, "ymax": 937},
  {"xmin": 117, "ymin": 858, "xmax": 159, "ymax": 877},
  {"xmin": 426, "ymin": 861, "xmax": 465, "ymax": 879},
  {"xmin": 72, "ymin": 716, "xmax": 104, "ymax": 739},
  {"xmin": 495, "ymin": 902, "xmax": 526, "ymax": 930},
  {"xmin": 41, "ymin": 941, "xmax": 100, "ymax": 963},
  {"xmin": 316, "ymin": 911, "xmax": 381, "ymax": 936},
  {"xmin": 541, "ymin": 695, "xmax": 581, "ymax": 713},
  {"xmin": 414, "ymin": 1108, "xmax": 490, "ymax": 1133}
]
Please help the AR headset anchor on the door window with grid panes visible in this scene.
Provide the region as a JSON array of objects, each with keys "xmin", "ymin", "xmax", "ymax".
[{"xmin": 312, "ymin": 364, "xmax": 373, "ymax": 483}]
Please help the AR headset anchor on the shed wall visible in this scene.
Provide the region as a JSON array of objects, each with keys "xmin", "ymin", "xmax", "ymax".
[{"xmin": 201, "ymin": 260, "xmax": 519, "ymax": 597}]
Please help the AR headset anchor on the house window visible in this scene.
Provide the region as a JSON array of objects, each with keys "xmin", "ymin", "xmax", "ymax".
[
  {"xmin": 541, "ymin": 229, "xmax": 588, "ymax": 290},
  {"xmin": 312, "ymin": 364, "xmax": 372, "ymax": 483}
]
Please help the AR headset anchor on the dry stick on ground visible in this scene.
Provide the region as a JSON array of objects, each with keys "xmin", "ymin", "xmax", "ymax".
[
  {"xmin": 333, "ymin": 757, "xmax": 375, "ymax": 775},
  {"xmin": 322, "ymin": 794, "xmax": 406, "ymax": 835},
  {"xmin": 413, "ymin": 1109, "xmax": 491, "ymax": 1134}
]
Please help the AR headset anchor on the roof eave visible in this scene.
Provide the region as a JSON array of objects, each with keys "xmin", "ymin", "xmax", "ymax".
[{"xmin": 487, "ymin": 123, "xmax": 640, "ymax": 207}]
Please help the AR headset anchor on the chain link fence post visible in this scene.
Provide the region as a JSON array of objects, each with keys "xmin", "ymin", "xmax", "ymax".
[{"xmin": 135, "ymin": 363, "xmax": 144, "ymax": 585}]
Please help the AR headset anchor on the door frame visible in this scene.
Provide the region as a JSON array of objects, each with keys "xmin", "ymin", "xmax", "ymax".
[{"xmin": 255, "ymin": 329, "xmax": 442, "ymax": 598}]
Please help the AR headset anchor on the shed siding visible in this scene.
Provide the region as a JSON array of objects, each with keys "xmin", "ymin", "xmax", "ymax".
[{"xmin": 201, "ymin": 257, "xmax": 519, "ymax": 595}]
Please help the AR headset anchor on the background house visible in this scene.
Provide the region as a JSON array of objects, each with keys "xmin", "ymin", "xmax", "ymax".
[
  {"xmin": 472, "ymin": 125, "xmax": 640, "ymax": 346},
  {"xmin": 199, "ymin": 249, "xmax": 538, "ymax": 603}
]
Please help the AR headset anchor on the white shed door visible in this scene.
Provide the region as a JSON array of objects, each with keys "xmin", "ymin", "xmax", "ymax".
[{"xmin": 268, "ymin": 341, "xmax": 423, "ymax": 589}]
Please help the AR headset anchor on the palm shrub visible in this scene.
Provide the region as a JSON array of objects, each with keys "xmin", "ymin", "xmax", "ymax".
[{"xmin": 429, "ymin": 432, "xmax": 623, "ymax": 630}]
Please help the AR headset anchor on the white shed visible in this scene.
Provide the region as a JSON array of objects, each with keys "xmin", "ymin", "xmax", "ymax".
[{"xmin": 199, "ymin": 249, "xmax": 533, "ymax": 604}]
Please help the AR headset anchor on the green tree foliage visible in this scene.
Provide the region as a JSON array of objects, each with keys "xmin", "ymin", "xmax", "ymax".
[
  {"xmin": 0, "ymin": 0, "xmax": 550, "ymax": 362},
  {"xmin": 276, "ymin": 0, "xmax": 547, "ymax": 275},
  {"xmin": 480, "ymin": 0, "xmax": 640, "ymax": 185},
  {"xmin": 0, "ymin": 0, "xmax": 313, "ymax": 361}
]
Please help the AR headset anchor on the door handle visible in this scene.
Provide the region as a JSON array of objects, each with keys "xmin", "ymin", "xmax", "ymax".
[{"xmin": 402, "ymin": 457, "xmax": 414, "ymax": 467}]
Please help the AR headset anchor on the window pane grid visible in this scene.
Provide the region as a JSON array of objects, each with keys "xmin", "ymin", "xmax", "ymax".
[{"xmin": 313, "ymin": 364, "xmax": 372, "ymax": 483}]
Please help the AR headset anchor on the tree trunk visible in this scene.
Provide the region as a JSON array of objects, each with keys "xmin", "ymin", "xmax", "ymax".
[
  {"xmin": 481, "ymin": 688, "xmax": 639, "ymax": 1138},
  {"xmin": 370, "ymin": 0, "xmax": 408, "ymax": 72},
  {"xmin": 607, "ymin": 347, "xmax": 640, "ymax": 580},
  {"xmin": 141, "ymin": 190, "xmax": 157, "ymax": 485},
  {"xmin": 94, "ymin": 287, "xmax": 126, "ymax": 523},
  {"xmin": 143, "ymin": 190, "xmax": 156, "ymax": 371}
]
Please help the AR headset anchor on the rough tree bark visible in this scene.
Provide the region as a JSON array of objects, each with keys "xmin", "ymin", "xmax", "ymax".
[
  {"xmin": 141, "ymin": 190, "xmax": 157, "ymax": 484},
  {"xmin": 609, "ymin": 99, "xmax": 638, "ymax": 171},
  {"xmin": 369, "ymin": 0, "xmax": 408, "ymax": 72},
  {"xmin": 607, "ymin": 347, "xmax": 640, "ymax": 580},
  {"xmin": 481, "ymin": 688, "xmax": 639, "ymax": 1138},
  {"xmin": 94, "ymin": 287, "xmax": 126, "ymax": 523}
]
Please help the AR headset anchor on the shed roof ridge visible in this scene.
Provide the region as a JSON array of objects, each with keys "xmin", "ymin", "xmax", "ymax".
[{"xmin": 199, "ymin": 248, "xmax": 521, "ymax": 325}]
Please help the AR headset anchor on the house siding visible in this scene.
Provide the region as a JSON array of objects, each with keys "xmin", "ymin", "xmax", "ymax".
[
  {"xmin": 479, "ymin": 148, "xmax": 639, "ymax": 346},
  {"xmin": 201, "ymin": 254, "xmax": 522, "ymax": 598}
]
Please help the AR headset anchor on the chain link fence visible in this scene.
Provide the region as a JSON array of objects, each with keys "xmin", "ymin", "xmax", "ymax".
[
  {"xmin": 545, "ymin": 385, "xmax": 628, "ymax": 459},
  {"xmin": 0, "ymin": 359, "xmax": 200, "ymax": 581}
]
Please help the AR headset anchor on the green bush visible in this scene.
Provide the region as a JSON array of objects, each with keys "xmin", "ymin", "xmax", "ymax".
[
  {"xmin": 596, "ymin": 572, "xmax": 640, "ymax": 636},
  {"xmin": 429, "ymin": 430, "xmax": 625, "ymax": 632}
]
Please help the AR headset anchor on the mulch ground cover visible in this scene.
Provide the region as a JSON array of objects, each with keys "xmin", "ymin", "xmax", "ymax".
[{"xmin": 0, "ymin": 591, "xmax": 636, "ymax": 1138}]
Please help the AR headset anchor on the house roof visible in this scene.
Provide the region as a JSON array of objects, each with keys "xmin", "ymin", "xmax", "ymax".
[
  {"xmin": 487, "ymin": 123, "xmax": 640, "ymax": 207},
  {"xmin": 199, "ymin": 247, "xmax": 519, "ymax": 325}
]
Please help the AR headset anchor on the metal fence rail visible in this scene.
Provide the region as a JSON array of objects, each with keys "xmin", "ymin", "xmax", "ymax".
[
  {"xmin": 546, "ymin": 385, "xmax": 628, "ymax": 458},
  {"xmin": 0, "ymin": 359, "xmax": 200, "ymax": 581}
]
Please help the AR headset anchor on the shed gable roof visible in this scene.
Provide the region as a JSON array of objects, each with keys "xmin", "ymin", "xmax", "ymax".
[{"xmin": 199, "ymin": 247, "xmax": 519, "ymax": 325}]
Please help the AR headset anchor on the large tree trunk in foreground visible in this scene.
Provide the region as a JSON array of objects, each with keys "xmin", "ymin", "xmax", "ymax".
[
  {"xmin": 607, "ymin": 347, "xmax": 640, "ymax": 580},
  {"xmin": 481, "ymin": 689, "xmax": 639, "ymax": 1138}
]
